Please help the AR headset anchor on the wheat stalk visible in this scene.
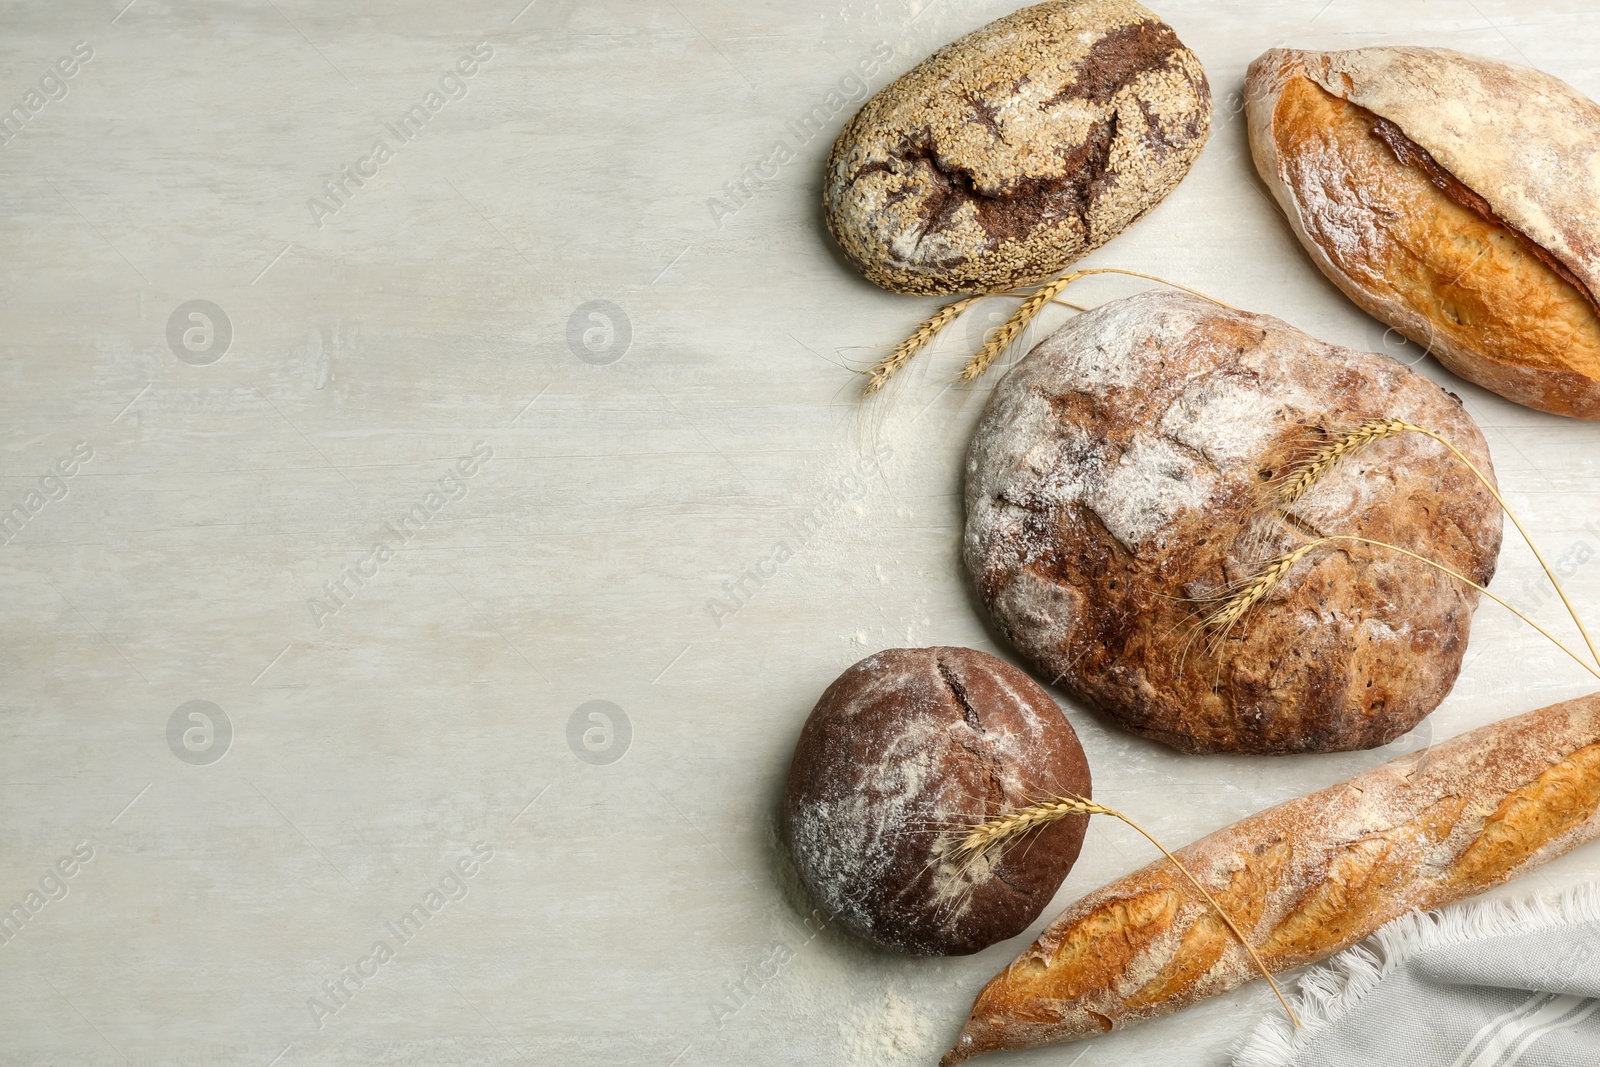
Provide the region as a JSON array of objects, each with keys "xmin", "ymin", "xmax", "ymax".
[
  {"xmin": 1277, "ymin": 418, "xmax": 1415, "ymax": 508},
  {"xmin": 1205, "ymin": 543, "xmax": 1321, "ymax": 635},
  {"xmin": 954, "ymin": 795, "xmax": 1299, "ymax": 1028},
  {"xmin": 960, "ymin": 273, "xmax": 1082, "ymax": 382},
  {"xmin": 1210, "ymin": 534, "xmax": 1600, "ymax": 682},
  {"xmin": 866, "ymin": 269, "xmax": 1241, "ymax": 393},
  {"xmin": 1043, "ymin": 271, "xmax": 1241, "ymax": 316},
  {"xmin": 1274, "ymin": 420, "xmax": 1600, "ymax": 670},
  {"xmin": 863, "ymin": 296, "xmax": 981, "ymax": 394}
]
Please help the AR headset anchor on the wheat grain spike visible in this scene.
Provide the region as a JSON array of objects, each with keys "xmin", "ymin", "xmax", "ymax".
[
  {"xmin": 961, "ymin": 274, "xmax": 1078, "ymax": 382},
  {"xmin": 952, "ymin": 796, "xmax": 1108, "ymax": 859},
  {"xmin": 1278, "ymin": 418, "xmax": 1420, "ymax": 507},
  {"xmin": 1207, "ymin": 542, "xmax": 1321, "ymax": 633},
  {"xmin": 864, "ymin": 296, "xmax": 980, "ymax": 394}
]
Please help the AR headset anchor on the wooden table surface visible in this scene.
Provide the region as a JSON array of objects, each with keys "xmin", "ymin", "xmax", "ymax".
[{"xmin": 2, "ymin": 1, "xmax": 1598, "ymax": 1064}]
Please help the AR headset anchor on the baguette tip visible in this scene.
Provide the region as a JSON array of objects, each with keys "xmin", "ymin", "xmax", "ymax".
[{"xmin": 939, "ymin": 1034, "xmax": 976, "ymax": 1067}]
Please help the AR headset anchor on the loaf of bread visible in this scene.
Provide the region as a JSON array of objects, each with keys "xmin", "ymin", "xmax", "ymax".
[
  {"xmin": 1246, "ymin": 46, "xmax": 1600, "ymax": 418},
  {"xmin": 964, "ymin": 288, "xmax": 1502, "ymax": 754},
  {"xmin": 825, "ymin": 0, "xmax": 1210, "ymax": 296},
  {"xmin": 785, "ymin": 647, "xmax": 1092, "ymax": 956},
  {"xmin": 941, "ymin": 692, "xmax": 1600, "ymax": 1063}
]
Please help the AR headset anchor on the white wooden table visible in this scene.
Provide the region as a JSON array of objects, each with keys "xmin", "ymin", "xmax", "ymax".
[{"xmin": 2, "ymin": 2, "xmax": 1597, "ymax": 1064}]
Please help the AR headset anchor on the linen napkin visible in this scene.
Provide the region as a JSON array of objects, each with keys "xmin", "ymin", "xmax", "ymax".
[{"xmin": 1235, "ymin": 887, "xmax": 1600, "ymax": 1067}]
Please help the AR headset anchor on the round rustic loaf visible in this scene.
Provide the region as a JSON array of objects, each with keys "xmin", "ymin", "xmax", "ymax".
[
  {"xmin": 824, "ymin": 0, "xmax": 1210, "ymax": 296},
  {"xmin": 1247, "ymin": 47, "xmax": 1600, "ymax": 418},
  {"xmin": 964, "ymin": 289, "xmax": 1504, "ymax": 755},
  {"xmin": 784, "ymin": 646, "xmax": 1092, "ymax": 956}
]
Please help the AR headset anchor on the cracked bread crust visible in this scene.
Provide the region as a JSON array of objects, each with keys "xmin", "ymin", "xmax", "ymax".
[
  {"xmin": 942, "ymin": 692, "xmax": 1600, "ymax": 1063},
  {"xmin": 963, "ymin": 289, "xmax": 1503, "ymax": 754},
  {"xmin": 783, "ymin": 647, "xmax": 1091, "ymax": 956},
  {"xmin": 1246, "ymin": 47, "xmax": 1600, "ymax": 418},
  {"xmin": 824, "ymin": 0, "xmax": 1210, "ymax": 296}
]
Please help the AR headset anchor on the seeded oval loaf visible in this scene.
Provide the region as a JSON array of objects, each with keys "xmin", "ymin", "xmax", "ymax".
[
  {"xmin": 784, "ymin": 647, "xmax": 1092, "ymax": 956},
  {"xmin": 942, "ymin": 691, "xmax": 1600, "ymax": 1063},
  {"xmin": 1246, "ymin": 46, "xmax": 1600, "ymax": 419},
  {"xmin": 824, "ymin": 0, "xmax": 1210, "ymax": 296},
  {"xmin": 963, "ymin": 289, "xmax": 1503, "ymax": 754}
]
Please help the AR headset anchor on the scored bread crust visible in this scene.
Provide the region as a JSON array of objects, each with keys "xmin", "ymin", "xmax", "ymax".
[
  {"xmin": 1286, "ymin": 47, "xmax": 1600, "ymax": 296},
  {"xmin": 943, "ymin": 692, "xmax": 1600, "ymax": 1064},
  {"xmin": 785, "ymin": 647, "xmax": 1092, "ymax": 956},
  {"xmin": 963, "ymin": 289, "xmax": 1503, "ymax": 754},
  {"xmin": 1245, "ymin": 47, "xmax": 1600, "ymax": 418}
]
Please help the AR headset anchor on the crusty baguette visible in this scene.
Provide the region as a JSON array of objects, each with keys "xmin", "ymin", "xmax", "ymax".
[
  {"xmin": 1245, "ymin": 47, "xmax": 1600, "ymax": 418},
  {"xmin": 943, "ymin": 692, "xmax": 1600, "ymax": 1064}
]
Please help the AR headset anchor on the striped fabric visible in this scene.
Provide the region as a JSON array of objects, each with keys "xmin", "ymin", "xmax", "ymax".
[
  {"xmin": 1236, "ymin": 888, "xmax": 1600, "ymax": 1067},
  {"xmin": 1448, "ymin": 993, "xmax": 1600, "ymax": 1067}
]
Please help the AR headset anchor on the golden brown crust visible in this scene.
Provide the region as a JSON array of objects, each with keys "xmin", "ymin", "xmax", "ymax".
[
  {"xmin": 824, "ymin": 0, "xmax": 1210, "ymax": 296},
  {"xmin": 1245, "ymin": 47, "xmax": 1600, "ymax": 418},
  {"xmin": 942, "ymin": 693, "xmax": 1600, "ymax": 1064},
  {"xmin": 963, "ymin": 290, "xmax": 1503, "ymax": 754}
]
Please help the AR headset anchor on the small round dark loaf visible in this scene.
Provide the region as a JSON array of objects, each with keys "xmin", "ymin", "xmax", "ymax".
[
  {"xmin": 824, "ymin": 0, "xmax": 1211, "ymax": 296},
  {"xmin": 964, "ymin": 289, "xmax": 1505, "ymax": 755},
  {"xmin": 784, "ymin": 646, "xmax": 1091, "ymax": 956}
]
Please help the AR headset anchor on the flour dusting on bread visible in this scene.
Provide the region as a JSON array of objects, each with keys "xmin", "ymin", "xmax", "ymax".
[
  {"xmin": 964, "ymin": 289, "xmax": 1502, "ymax": 754},
  {"xmin": 943, "ymin": 694, "xmax": 1600, "ymax": 1064},
  {"xmin": 785, "ymin": 648, "xmax": 1092, "ymax": 955}
]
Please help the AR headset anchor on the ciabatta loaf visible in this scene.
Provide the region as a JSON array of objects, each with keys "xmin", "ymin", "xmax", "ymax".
[{"xmin": 943, "ymin": 692, "xmax": 1600, "ymax": 1063}]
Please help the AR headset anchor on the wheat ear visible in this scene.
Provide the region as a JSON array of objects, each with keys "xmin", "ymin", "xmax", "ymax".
[
  {"xmin": 960, "ymin": 273, "xmax": 1082, "ymax": 382},
  {"xmin": 955, "ymin": 796, "xmax": 1299, "ymax": 1028},
  {"xmin": 1276, "ymin": 420, "xmax": 1600, "ymax": 670},
  {"xmin": 1213, "ymin": 535, "xmax": 1600, "ymax": 682},
  {"xmin": 1277, "ymin": 418, "xmax": 1414, "ymax": 508},
  {"xmin": 863, "ymin": 296, "xmax": 982, "ymax": 394},
  {"xmin": 963, "ymin": 268, "xmax": 1242, "ymax": 382},
  {"xmin": 1204, "ymin": 543, "xmax": 1321, "ymax": 635},
  {"xmin": 869, "ymin": 269, "xmax": 1242, "ymax": 394}
]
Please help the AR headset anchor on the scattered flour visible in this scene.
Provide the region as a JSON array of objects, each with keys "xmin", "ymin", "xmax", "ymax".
[
  {"xmin": 840, "ymin": 987, "xmax": 940, "ymax": 1067},
  {"xmin": 790, "ymin": 710, "xmax": 947, "ymax": 938}
]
